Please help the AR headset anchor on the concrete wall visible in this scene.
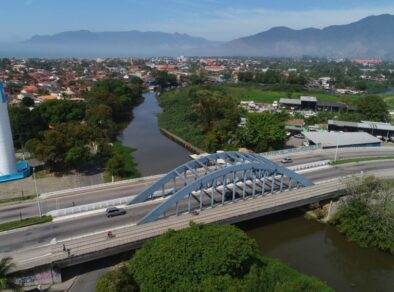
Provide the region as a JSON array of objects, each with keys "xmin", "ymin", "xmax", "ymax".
[{"xmin": 13, "ymin": 266, "xmax": 62, "ymax": 287}]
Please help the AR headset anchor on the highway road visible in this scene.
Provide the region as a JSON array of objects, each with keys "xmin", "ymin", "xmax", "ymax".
[
  {"xmin": 0, "ymin": 148, "xmax": 393, "ymax": 224},
  {"xmin": 1, "ymin": 159, "xmax": 394, "ymax": 254}
]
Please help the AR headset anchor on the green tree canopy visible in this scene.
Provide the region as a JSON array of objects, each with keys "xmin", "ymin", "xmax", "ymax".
[
  {"xmin": 237, "ymin": 112, "xmax": 287, "ymax": 152},
  {"xmin": 38, "ymin": 100, "xmax": 86, "ymax": 125},
  {"xmin": 129, "ymin": 223, "xmax": 259, "ymax": 291},
  {"xmin": 121, "ymin": 223, "xmax": 332, "ymax": 292},
  {"xmin": 84, "ymin": 79, "xmax": 141, "ymax": 123},
  {"xmin": 0, "ymin": 257, "xmax": 16, "ymax": 290},
  {"xmin": 357, "ymin": 95, "xmax": 389, "ymax": 122}
]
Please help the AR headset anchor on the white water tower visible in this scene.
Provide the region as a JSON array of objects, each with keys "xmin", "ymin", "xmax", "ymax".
[{"xmin": 0, "ymin": 81, "xmax": 17, "ymax": 176}]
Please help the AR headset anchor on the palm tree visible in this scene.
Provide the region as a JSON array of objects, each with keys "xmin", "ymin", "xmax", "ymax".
[{"xmin": 0, "ymin": 257, "xmax": 16, "ymax": 290}]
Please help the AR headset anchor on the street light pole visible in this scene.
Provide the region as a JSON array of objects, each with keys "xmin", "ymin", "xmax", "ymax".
[
  {"xmin": 334, "ymin": 134, "xmax": 339, "ymax": 161},
  {"xmin": 33, "ymin": 167, "xmax": 42, "ymax": 217}
]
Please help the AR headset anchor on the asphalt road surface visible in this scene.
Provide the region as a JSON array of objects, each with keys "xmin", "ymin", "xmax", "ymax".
[
  {"xmin": 1, "ymin": 159, "xmax": 394, "ymax": 253},
  {"xmin": 0, "ymin": 148, "xmax": 393, "ymax": 224}
]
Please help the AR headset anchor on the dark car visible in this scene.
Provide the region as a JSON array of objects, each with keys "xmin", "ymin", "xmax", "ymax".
[
  {"xmin": 281, "ymin": 157, "xmax": 293, "ymax": 164},
  {"xmin": 106, "ymin": 207, "xmax": 126, "ymax": 218}
]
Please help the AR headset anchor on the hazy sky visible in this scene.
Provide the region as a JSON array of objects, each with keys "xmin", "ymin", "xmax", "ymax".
[{"xmin": 1, "ymin": 0, "xmax": 394, "ymax": 42}]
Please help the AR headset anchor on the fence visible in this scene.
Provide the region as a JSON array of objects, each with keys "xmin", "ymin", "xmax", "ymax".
[
  {"xmin": 288, "ymin": 160, "xmax": 330, "ymax": 172},
  {"xmin": 260, "ymin": 144, "xmax": 322, "ymax": 158}
]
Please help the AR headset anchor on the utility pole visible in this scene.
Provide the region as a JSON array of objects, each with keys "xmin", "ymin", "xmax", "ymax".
[{"xmin": 33, "ymin": 167, "xmax": 42, "ymax": 217}]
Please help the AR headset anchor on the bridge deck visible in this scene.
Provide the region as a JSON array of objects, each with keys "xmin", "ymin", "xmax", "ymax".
[
  {"xmin": 12, "ymin": 172, "xmax": 394, "ymax": 271},
  {"xmin": 12, "ymin": 178, "xmax": 347, "ymax": 272}
]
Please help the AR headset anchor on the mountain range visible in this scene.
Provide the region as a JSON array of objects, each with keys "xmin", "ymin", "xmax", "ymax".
[{"xmin": 2, "ymin": 14, "xmax": 394, "ymax": 58}]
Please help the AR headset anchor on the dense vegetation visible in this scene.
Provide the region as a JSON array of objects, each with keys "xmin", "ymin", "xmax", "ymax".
[
  {"xmin": 331, "ymin": 176, "xmax": 394, "ymax": 254},
  {"xmin": 10, "ymin": 79, "xmax": 142, "ymax": 179},
  {"xmin": 96, "ymin": 223, "xmax": 332, "ymax": 292},
  {"xmin": 158, "ymin": 84, "xmax": 289, "ymax": 152},
  {"xmin": 158, "ymin": 83, "xmax": 390, "ymax": 153},
  {"xmin": 0, "ymin": 257, "xmax": 17, "ymax": 290}
]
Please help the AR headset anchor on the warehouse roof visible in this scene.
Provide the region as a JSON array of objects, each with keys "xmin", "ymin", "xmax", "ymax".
[
  {"xmin": 303, "ymin": 131, "xmax": 381, "ymax": 148},
  {"xmin": 279, "ymin": 98, "xmax": 301, "ymax": 105},
  {"xmin": 329, "ymin": 120, "xmax": 394, "ymax": 131},
  {"xmin": 300, "ymin": 96, "xmax": 317, "ymax": 102}
]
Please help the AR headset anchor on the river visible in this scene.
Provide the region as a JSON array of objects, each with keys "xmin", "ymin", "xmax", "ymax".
[
  {"xmin": 118, "ymin": 92, "xmax": 393, "ymax": 292},
  {"xmin": 119, "ymin": 92, "xmax": 191, "ymax": 176}
]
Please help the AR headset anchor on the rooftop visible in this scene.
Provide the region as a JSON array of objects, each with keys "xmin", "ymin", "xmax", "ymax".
[
  {"xmin": 303, "ymin": 131, "xmax": 381, "ymax": 148},
  {"xmin": 329, "ymin": 120, "xmax": 394, "ymax": 131},
  {"xmin": 300, "ymin": 96, "xmax": 317, "ymax": 102}
]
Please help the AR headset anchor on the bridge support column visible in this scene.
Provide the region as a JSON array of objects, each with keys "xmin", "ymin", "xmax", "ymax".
[
  {"xmin": 262, "ymin": 171, "xmax": 266, "ymax": 195},
  {"xmin": 271, "ymin": 172, "xmax": 276, "ymax": 193},
  {"xmin": 252, "ymin": 172, "xmax": 256, "ymax": 197},
  {"xmin": 242, "ymin": 170, "xmax": 247, "ymax": 200},
  {"xmin": 280, "ymin": 175, "xmax": 284, "ymax": 192},
  {"xmin": 232, "ymin": 172, "xmax": 236, "ymax": 202},
  {"xmin": 199, "ymin": 187, "xmax": 203, "ymax": 210}
]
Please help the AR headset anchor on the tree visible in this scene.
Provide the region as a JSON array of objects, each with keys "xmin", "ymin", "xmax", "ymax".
[
  {"xmin": 238, "ymin": 72, "xmax": 254, "ymax": 82},
  {"xmin": 21, "ymin": 96, "xmax": 35, "ymax": 107},
  {"xmin": 124, "ymin": 223, "xmax": 333, "ymax": 292},
  {"xmin": 332, "ymin": 176, "xmax": 394, "ymax": 254},
  {"xmin": 30, "ymin": 123, "xmax": 95, "ymax": 170},
  {"xmin": 96, "ymin": 266, "xmax": 138, "ymax": 292},
  {"xmin": 9, "ymin": 106, "xmax": 48, "ymax": 148},
  {"xmin": 39, "ymin": 100, "xmax": 86, "ymax": 125},
  {"xmin": 84, "ymin": 79, "xmax": 141, "ymax": 123},
  {"xmin": 105, "ymin": 142, "xmax": 140, "ymax": 179},
  {"xmin": 357, "ymin": 95, "xmax": 389, "ymax": 122},
  {"xmin": 128, "ymin": 223, "xmax": 259, "ymax": 291},
  {"xmin": 152, "ymin": 70, "xmax": 178, "ymax": 88},
  {"xmin": 237, "ymin": 112, "xmax": 287, "ymax": 152},
  {"xmin": 191, "ymin": 90, "xmax": 240, "ymax": 151},
  {"xmin": 0, "ymin": 257, "xmax": 17, "ymax": 290}
]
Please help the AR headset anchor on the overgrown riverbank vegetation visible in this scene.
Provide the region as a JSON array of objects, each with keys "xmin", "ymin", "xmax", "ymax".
[
  {"xmin": 331, "ymin": 176, "xmax": 394, "ymax": 254},
  {"xmin": 9, "ymin": 79, "xmax": 142, "ymax": 179},
  {"xmin": 158, "ymin": 85, "xmax": 290, "ymax": 152},
  {"xmin": 158, "ymin": 83, "xmax": 391, "ymax": 153},
  {"xmin": 96, "ymin": 223, "xmax": 332, "ymax": 292}
]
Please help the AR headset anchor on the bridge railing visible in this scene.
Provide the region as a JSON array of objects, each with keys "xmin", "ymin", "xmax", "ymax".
[
  {"xmin": 288, "ymin": 160, "xmax": 330, "ymax": 171},
  {"xmin": 260, "ymin": 144, "xmax": 322, "ymax": 158}
]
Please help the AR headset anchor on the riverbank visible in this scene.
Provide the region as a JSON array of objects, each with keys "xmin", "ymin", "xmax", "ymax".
[
  {"xmin": 305, "ymin": 176, "xmax": 394, "ymax": 255},
  {"xmin": 160, "ymin": 128, "xmax": 205, "ymax": 154},
  {"xmin": 240, "ymin": 209, "xmax": 394, "ymax": 292},
  {"xmin": 119, "ymin": 92, "xmax": 191, "ymax": 176}
]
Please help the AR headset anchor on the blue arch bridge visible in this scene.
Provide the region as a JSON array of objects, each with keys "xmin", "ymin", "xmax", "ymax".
[{"xmin": 129, "ymin": 151, "xmax": 313, "ymax": 225}]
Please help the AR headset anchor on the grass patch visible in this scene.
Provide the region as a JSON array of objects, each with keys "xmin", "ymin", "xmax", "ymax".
[
  {"xmin": 201, "ymin": 83, "xmax": 362, "ymax": 104},
  {"xmin": 0, "ymin": 195, "xmax": 35, "ymax": 205},
  {"xmin": 0, "ymin": 216, "xmax": 52, "ymax": 232},
  {"xmin": 330, "ymin": 156, "xmax": 394, "ymax": 165}
]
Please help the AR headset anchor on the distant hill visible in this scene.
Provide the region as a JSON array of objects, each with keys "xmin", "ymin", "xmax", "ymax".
[
  {"xmin": 23, "ymin": 30, "xmax": 217, "ymax": 57},
  {"xmin": 2, "ymin": 14, "xmax": 394, "ymax": 58},
  {"xmin": 215, "ymin": 14, "xmax": 394, "ymax": 58}
]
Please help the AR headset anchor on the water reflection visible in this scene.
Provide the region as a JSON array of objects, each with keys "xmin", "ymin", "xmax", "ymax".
[
  {"xmin": 239, "ymin": 211, "xmax": 394, "ymax": 292},
  {"xmin": 119, "ymin": 92, "xmax": 191, "ymax": 176}
]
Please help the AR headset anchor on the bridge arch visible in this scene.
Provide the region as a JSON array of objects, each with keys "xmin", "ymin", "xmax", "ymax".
[{"xmin": 129, "ymin": 151, "xmax": 313, "ymax": 224}]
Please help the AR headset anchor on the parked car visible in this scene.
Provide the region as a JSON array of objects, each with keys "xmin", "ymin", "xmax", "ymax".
[
  {"xmin": 294, "ymin": 133, "xmax": 304, "ymax": 139},
  {"xmin": 106, "ymin": 207, "xmax": 126, "ymax": 218},
  {"xmin": 281, "ymin": 157, "xmax": 293, "ymax": 164}
]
